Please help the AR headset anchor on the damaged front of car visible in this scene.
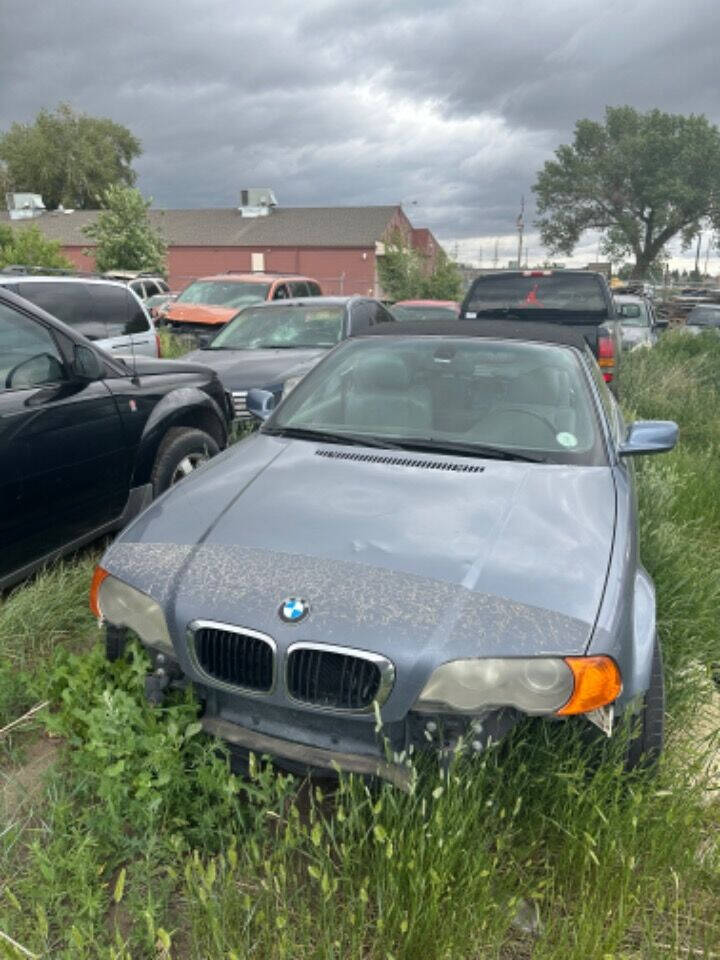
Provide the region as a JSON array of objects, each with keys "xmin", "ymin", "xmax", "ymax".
[{"xmin": 90, "ymin": 328, "xmax": 677, "ymax": 784}]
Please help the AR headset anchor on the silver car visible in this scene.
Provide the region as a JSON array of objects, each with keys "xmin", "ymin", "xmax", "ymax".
[
  {"xmin": 614, "ymin": 294, "xmax": 658, "ymax": 350},
  {"xmin": 92, "ymin": 322, "xmax": 677, "ymax": 784},
  {"xmin": 0, "ymin": 274, "xmax": 159, "ymax": 358}
]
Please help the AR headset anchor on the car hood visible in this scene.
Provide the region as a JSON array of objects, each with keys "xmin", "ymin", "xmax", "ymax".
[
  {"xmin": 104, "ymin": 434, "xmax": 616, "ymax": 668},
  {"xmin": 179, "ymin": 347, "xmax": 328, "ymax": 389},
  {"xmin": 164, "ymin": 303, "xmax": 239, "ymax": 326}
]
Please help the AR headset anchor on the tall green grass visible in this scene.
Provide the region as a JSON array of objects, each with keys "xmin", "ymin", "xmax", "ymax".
[{"xmin": 0, "ymin": 332, "xmax": 719, "ymax": 958}]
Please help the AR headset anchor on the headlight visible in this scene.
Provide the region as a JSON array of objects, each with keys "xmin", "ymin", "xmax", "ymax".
[
  {"xmin": 282, "ymin": 375, "xmax": 303, "ymax": 398},
  {"xmin": 414, "ymin": 658, "xmax": 575, "ymax": 715},
  {"xmin": 91, "ymin": 568, "xmax": 173, "ymax": 653}
]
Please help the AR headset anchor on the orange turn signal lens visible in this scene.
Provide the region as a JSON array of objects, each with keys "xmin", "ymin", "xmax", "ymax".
[
  {"xmin": 89, "ymin": 566, "xmax": 109, "ymax": 618},
  {"xmin": 556, "ymin": 656, "xmax": 622, "ymax": 715}
]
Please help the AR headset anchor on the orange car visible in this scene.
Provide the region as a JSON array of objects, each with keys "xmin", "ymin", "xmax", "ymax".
[{"xmin": 164, "ymin": 273, "xmax": 323, "ymax": 336}]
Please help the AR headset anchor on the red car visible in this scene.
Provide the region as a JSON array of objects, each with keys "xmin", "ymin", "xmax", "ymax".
[{"xmin": 392, "ymin": 299, "xmax": 461, "ymax": 321}]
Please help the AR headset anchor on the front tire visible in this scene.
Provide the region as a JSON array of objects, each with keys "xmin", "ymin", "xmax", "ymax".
[
  {"xmin": 625, "ymin": 637, "xmax": 665, "ymax": 772},
  {"xmin": 151, "ymin": 427, "xmax": 219, "ymax": 496}
]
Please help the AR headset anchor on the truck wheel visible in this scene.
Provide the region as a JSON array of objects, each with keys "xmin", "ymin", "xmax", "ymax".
[
  {"xmin": 106, "ymin": 624, "xmax": 128, "ymax": 662},
  {"xmin": 625, "ymin": 637, "xmax": 665, "ymax": 772},
  {"xmin": 151, "ymin": 427, "xmax": 219, "ymax": 496}
]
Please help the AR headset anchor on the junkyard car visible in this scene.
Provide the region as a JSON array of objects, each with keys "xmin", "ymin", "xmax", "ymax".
[
  {"xmin": 163, "ymin": 273, "xmax": 323, "ymax": 339},
  {"xmin": 92, "ymin": 320, "xmax": 677, "ymax": 784},
  {"xmin": 614, "ymin": 294, "xmax": 658, "ymax": 350},
  {"xmin": 0, "ymin": 286, "xmax": 231, "ymax": 592},
  {"xmin": 180, "ymin": 296, "xmax": 396, "ymax": 418}
]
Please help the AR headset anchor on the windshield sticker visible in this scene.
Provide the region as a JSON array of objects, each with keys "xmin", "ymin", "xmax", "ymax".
[
  {"xmin": 465, "ymin": 311, "xmax": 477, "ymax": 318},
  {"xmin": 556, "ymin": 431, "xmax": 578, "ymax": 448}
]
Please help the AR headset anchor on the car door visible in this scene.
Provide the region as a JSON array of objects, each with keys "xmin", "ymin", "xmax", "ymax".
[
  {"xmin": 91, "ymin": 283, "xmax": 158, "ymax": 358},
  {"xmin": 0, "ymin": 299, "xmax": 130, "ymax": 584}
]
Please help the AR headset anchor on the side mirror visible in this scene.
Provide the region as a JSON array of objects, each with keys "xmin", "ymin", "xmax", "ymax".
[
  {"xmin": 618, "ymin": 420, "xmax": 678, "ymax": 456},
  {"xmin": 73, "ymin": 344, "xmax": 104, "ymax": 381},
  {"xmin": 246, "ymin": 388, "xmax": 276, "ymax": 422}
]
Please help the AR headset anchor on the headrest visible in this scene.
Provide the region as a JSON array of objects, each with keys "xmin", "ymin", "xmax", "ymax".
[{"xmin": 352, "ymin": 354, "xmax": 411, "ymax": 390}]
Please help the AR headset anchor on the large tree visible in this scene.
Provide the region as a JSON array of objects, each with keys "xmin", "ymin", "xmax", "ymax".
[
  {"xmin": 0, "ymin": 103, "xmax": 140, "ymax": 210},
  {"xmin": 533, "ymin": 107, "xmax": 720, "ymax": 278},
  {"xmin": 83, "ymin": 185, "xmax": 166, "ymax": 274}
]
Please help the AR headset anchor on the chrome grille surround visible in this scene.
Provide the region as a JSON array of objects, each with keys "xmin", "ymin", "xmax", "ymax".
[
  {"xmin": 231, "ymin": 390, "xmax": 250, "ymax": 419},
  {"xmin": 286, "ymin": 642, "xmax": 395, "ymax": 713},
  {"xmin": 187, "ymin": 619, "xmax": 276, "ymax": 695}
]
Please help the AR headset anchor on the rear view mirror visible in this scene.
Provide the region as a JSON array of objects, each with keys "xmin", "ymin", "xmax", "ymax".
[
  {"xmin": 246, "ymin": 388, "xmax": 276, "ymax": 421},
  {"xmin": 618, "ymin": 420, "xmax": 678, "ymax": 456},
  {"xmin": 73, "ymin": 344, "xmax": 103, "ymax": 381}
]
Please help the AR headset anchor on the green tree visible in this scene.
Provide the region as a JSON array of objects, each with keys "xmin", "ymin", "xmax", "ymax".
[
  {"xmin": 378, "ymin": 231, "xmax": 463, "ymax": 301},
  {"xmin": 83, "ymin": 186, "xmax": 166, "ymax": 274},
  {"xmin": 0, "ymin": 103, "xmax": 140, "ymax": 210},
  {"xmin": 533, "ymin": 107, "xmax": 720, "ymax": 278},
  {"xmin": 0, "ymin": 223, "xmax": 72, "ymax": 270},
  {"xmin": 420, "ymin": 248, "xmax": 463, "ymax": 300},
  {"xmin": 377, "ymin": 229, "xmax": 423, "ymax": 300}
]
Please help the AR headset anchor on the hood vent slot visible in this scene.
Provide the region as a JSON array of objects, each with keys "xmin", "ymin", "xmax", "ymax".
[{"xmin": 315, "ymin": 448, "xmax": 484, "ymax": 473}]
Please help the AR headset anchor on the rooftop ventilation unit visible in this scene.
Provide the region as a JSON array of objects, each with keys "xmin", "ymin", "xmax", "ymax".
[
  {"xmin": 6, "ymin": 193, "xmax": 46, "ymax": 220},
  {"xmin": 238, "ymin": 188, "xmax": 277, "ymax": 217}
]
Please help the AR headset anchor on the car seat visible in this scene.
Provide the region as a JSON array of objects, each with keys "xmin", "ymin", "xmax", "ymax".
[{"xmin": 344, "ymin": 354, "xmax": 431, "ymax": 433}]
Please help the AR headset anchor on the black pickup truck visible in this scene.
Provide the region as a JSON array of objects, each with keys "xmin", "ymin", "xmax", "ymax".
[
  {"xmin": 0, "ymin": 286, "xmax": 232, "ymax": 591},
  {"xmin": 460, "ymin": 270, "xmax": 622, "ymax": 385}
]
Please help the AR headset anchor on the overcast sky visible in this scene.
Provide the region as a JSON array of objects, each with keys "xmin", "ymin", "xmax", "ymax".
[{"xmin": 2, "ymin": 0, "xmax": 719, "ymax": 268}]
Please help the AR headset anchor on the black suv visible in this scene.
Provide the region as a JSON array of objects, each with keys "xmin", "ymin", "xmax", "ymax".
[
  {"xmin": 460, "ymin": 270, "xmax": 622, "ymax": 386},
  {"xmin": 0, "ymin": 286, "xmax": 232, "ymax": 591}
]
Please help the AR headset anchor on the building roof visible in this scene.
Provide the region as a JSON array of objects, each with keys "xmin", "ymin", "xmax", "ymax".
[{"xmin": 1, "ymin": 205, "xmax": 403, "ymax": 249}]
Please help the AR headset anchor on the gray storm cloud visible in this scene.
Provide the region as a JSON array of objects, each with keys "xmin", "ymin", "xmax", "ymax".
[{"xmin": 1, "ymin": 0, "xmax": 719, "ymax": 253}]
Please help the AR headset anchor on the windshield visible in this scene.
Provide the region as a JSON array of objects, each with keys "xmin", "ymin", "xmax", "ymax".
[
  {"xmin": 209, "ymin": 304, "xmax": 345, "ymax": 349},
  {"xmin": 687, "ymin": 307, "xmax": 720, "ymax": 327},
  {"xmin": 267, "ymin": 336, "xmax": 604, "ymax": 465},
  {"xmin": 616, "ymin": 301, "xmax": 649, "ymax": 326},
  {"xmin": 466, "ymin": 273, "xmax": 608, "ymax": 321},
  {"xmin": 393, "ymin": 305, "xmax": 459, "ymax": 321},
  {"xmin": 176, "ymin": 280, "xmax": 270, "ymax": 308}
]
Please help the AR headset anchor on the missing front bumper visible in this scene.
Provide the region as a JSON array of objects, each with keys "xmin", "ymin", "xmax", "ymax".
[{"xmin": 201, "ymin": 715, "xmax": 412, "ymax": 790}]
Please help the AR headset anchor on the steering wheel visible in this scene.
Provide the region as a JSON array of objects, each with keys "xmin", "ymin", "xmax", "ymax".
[
  {"xmin": 494, "ymin": 407, "xmax": 558, "ymax": 436},
  {"xmin": 5, "ymin": 353, "xmax": 59, "ymax": 389}
]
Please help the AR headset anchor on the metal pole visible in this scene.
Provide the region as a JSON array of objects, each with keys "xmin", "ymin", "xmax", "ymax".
[{"xmin": 516, "ymin": 197, "xmax": 525, "ymax": 268}]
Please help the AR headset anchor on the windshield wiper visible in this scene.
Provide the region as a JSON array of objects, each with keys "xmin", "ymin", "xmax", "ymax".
[
  {"xmin": 262, "ymin": 426, "xmax": 401, "ymax": 449},
  {"xmin": 380, "ymin": 437, "xmax": 547, "ymax": 463}
]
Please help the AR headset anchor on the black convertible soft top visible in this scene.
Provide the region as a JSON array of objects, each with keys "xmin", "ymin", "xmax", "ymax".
[{"xmin": 356, "ymin": 319, "xmax": 592, "ymax": 352}]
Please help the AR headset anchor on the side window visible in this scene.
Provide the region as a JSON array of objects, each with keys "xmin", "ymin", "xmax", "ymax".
[
  {"xmin": 16, "ymin": 282, "xmax": 104, "ymax": 340},
  {"xmin": 349, "ymin": 301, "xmax": 374, "ymax": 333},
  {"xmin": 289, "ymin": 281, "xmax": 309, "ymax": 297},
  {"xmin": 273, "ymin": 284, "xmax": 290, "ymax": 300},
  {"xmin": 144, "ymin": 280, "xmax": 160, "ymax": 298},
  {"xmin": 370, "ymin": 302, "xmax": 394, "ymax": 324},
  {"xmin": 0, "ymin": 303, "xmax": 66, "ymax": 392},
  {"xmin": 307, "ymin": 281, "xmax": 322, "ymax": 296},
  {"xmin": 159, "ymin": 280, "xmax": 170, "ymax": 293},
  {"xmin": 130, "ymin": 280, "xmax": 146, "ymax": 299},
  {"xmin": 89, "ymin": 285, "xmax": 149, "ymax": 336}
]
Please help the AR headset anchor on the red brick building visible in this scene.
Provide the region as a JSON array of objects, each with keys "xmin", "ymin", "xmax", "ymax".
[{"xmin": 2, "ymin": 202, "xmax": 442, "ymax": 296}]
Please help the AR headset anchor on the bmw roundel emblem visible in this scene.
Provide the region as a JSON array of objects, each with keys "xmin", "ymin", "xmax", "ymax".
[{"xmin": 279, "ymin": 597, "xmax": 309, "ymax": 624}]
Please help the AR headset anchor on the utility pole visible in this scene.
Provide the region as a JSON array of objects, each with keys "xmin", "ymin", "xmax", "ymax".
[
  {"xmin": 694, "ymin": 231, "xmax": 702, "ymax": 276},
  {"xmin": 516, "ymin": 196, "xmax": 525, "ymax": 269},
  {"xmin": 477, "ymin": 245, "xmax": 483, "ymax": 268},
  {"xmin": 492, "ymin": 238, "xmax": 499, "ymax": 269},
  {"xmin": 703, "ymin": 236, "xmax": 711, "ymax": 277}
]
